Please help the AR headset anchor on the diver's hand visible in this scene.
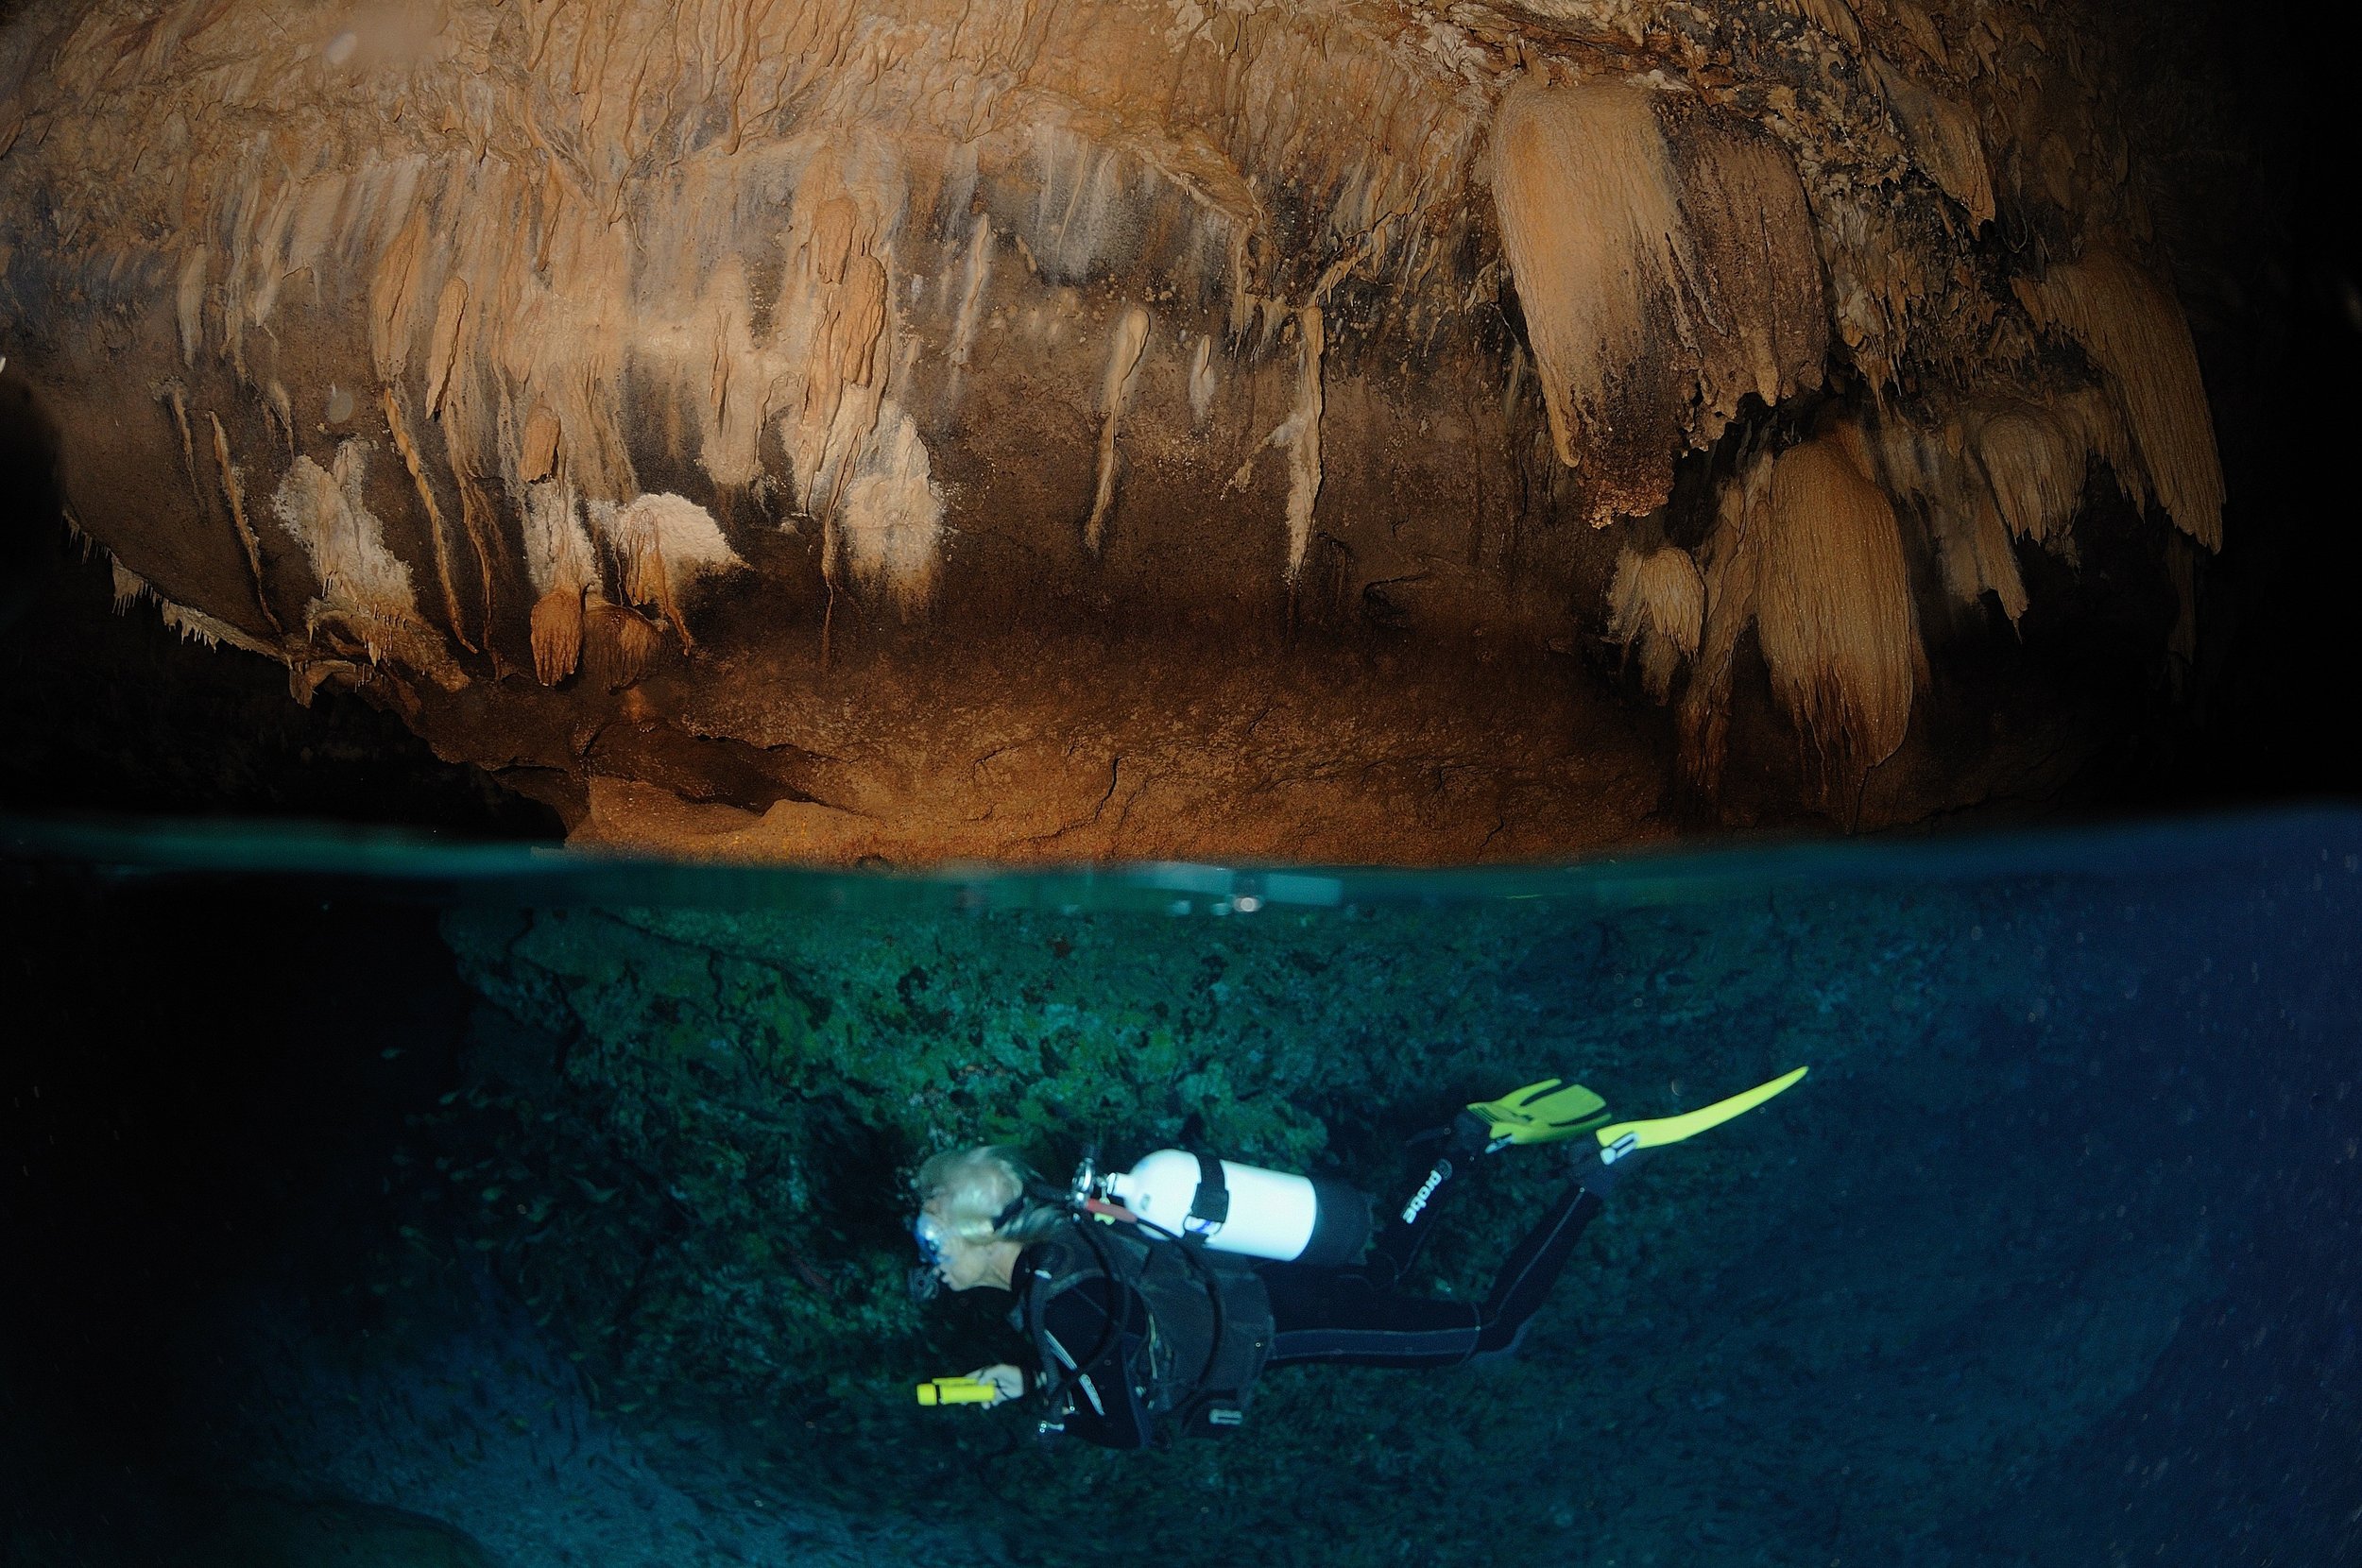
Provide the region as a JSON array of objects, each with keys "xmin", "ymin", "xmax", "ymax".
[{"xmin": 967, "ymin": 1364, "xmax": 1025, "ymax": 1407}]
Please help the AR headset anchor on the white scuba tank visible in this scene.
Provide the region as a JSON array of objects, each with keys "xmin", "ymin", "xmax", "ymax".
[{"xmin": 1103, "ymin": 1150, "xmax": 1370, "ymax": 1266}]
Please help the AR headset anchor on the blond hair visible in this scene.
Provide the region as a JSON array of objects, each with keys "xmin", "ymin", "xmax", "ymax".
[{"xmin": 913, "ymin": 1146, "xmax": 1065, "ymax": 1243}]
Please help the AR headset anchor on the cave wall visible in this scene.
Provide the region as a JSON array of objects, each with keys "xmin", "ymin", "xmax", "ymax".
[{"xmin": 0, "ymin": 0, "xmax": 2251, "ymax": 858}]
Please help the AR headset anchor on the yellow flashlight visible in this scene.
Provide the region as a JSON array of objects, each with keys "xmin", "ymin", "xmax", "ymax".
[{"xmin": 916, "ymin": 1375, "xmax": 1000, "ymax": 1406}]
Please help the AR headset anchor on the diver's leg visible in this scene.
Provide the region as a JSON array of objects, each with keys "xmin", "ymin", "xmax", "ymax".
[
  {"xmin": 1259, "ymin": 1262, "xmax": 1483, "ymax": 1369},
  {"xmin": 1364, "ymin": 1112, "xmax": 1490, "ymax": 1287},
  {"xmin": 1262, "ymin": 1166, "xmax": 1620, "ymax": 1368},
  {"xmin": 1465, "ymin": 1155, "xmax": 1640, "ymax": 1358}
]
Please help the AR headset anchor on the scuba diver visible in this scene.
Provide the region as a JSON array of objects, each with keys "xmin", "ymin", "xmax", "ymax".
[{"xmin": 908, "ymin": 1067, "xmax": 1806, "ymax": 1447}]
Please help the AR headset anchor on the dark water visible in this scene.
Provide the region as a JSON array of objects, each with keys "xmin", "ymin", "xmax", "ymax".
[{"xmin": 4, "ymin": 810, "xmax": 2357, "ymax": 1567}]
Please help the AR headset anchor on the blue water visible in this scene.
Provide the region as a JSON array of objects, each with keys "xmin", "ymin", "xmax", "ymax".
[{"xmin": 4, "ymin": 809, "xmax": 2357, "ymax": 1567}]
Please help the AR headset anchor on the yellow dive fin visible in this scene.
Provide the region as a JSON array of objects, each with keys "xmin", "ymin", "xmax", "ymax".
[
  {"xmin": 1590, "ymin": 1065, "xmax": 1809, "ymax": 1163},
  {"xmin": 1467, "ymin": 1078, "xmax": 1611, "ymax": 1148}
]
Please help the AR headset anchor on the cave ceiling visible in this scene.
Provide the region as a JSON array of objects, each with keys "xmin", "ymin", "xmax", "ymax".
[{"xmin": 0, "ymin": 0, "xmax": 2261, "ymax": 861}]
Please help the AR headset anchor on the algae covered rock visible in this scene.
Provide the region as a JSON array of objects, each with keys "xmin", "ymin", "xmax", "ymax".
[{"xmin": 410, "ymin": 881, "xmax": 2034, "ymax": 1559}]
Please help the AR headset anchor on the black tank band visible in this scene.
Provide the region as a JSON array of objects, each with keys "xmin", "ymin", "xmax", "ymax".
[
  {"xmin": 1188, "ymin": 1150, "xmax": 1231, "ymax": 1229},
  {"xmin": 1296, "ymin": 1175, "xmax": 1373, "ymax": 1267}
]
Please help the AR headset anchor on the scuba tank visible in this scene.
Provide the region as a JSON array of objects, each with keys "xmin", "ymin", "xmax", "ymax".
[{"xmin": 1100, "ymin": 1149, "xmax": 1370, "ymax": 1267}]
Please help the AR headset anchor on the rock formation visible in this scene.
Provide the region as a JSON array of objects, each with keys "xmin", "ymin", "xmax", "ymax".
[{"xmin": 0, "ymin": 0, "xmax": 2243, "ymax": 859}]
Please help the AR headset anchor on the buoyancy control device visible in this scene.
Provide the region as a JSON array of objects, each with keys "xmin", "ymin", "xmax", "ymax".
[
  {"xmin": 1007, "ymin": 1143, "xmax": 1371, "ymax": 1442},
  {"xmin": 1020, "ymin": 1219, "xmax": 1275, "ymax": 1440}
]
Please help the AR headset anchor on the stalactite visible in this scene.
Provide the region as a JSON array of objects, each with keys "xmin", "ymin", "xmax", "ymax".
[
  {"xmin": 1226, "ymin": 306, "xmax": 1326, "ymax": 583},
  {"xmin": 1663, "ymin": 107, "xmax": 1828, "ymax": 450},
  {"xmin": 1755, "ymin": 435, "xmax": 1925, "ymax": 788},
  {"xmin": 520, "ymin": 407, "xmax": 562, "ymax": 486},
  {"xmin": 522, "ymin": 477, "xmax": 598, "ymax": 686},
  {"xmin": 589, "ymin": 493, "xmax": 745, "ymax": 648},
  {"xmin": 1682, "ymin": 433, "xmax": 1923, "ymax": 799},
  {"xmin": 583, "ymin": 593, "xmax": 661, "ymax": 690},
  {"xmin": 424, "ymin": 277, "xmax": 470, "ymax": 419},
  {"xmin": 1606, "ymin": 545, "xmax": 1705, "ymax": 701},
  {"xmin": 836, "ymin": 404, "xmax": 944, "ymax": 620},
  {"xmin": 383, "ymin": 385, "xmax": 477, "ymax": 652},
  {"xmin": 161, "ymin": 381, "xmax": 199, "ymax": 505},
  {"xmin": 781, "ymin": 184, "xmax": 893, "ymax": 526},
  {"xmin": 264, "ymin": 381, "xmax": 294, "ymax": 455},
  {"xmin": 1872, "ymin": 56, "xmax": 1995, "ymax": 227},
  {"xmin": 1486, "ymin": 77, "xmax": 1693, "ymax": 480},
  {"xmin": 2057, "ymin": 381, "xmax": 2147, "ymax": 513},
  {"xmin": 269, "ymin": 440, "xmax": 463, "ymax": 690},
  {"xmin": 105, "ymin": 549, "xmax": 279, "ymax": 656},
  {"xmin": 1930, "ymin": 477, "xmax": 2030, "ymax": 625},
  {"xmin": 175, "ymin": 246, "xmax": 207, "ymax": 366},
  {"xmin": 1874, "ymin": 414, "xmax": 2028, "ymax": 623},
  {"xmin": 1490, "ymin": 77, "xmax": 1823, "ymax": 522},
  {"xmin": 1283, "ymin": 307, "xmax": 1326, "ymax": 585},
  {"xmin": 2014, "ymin": 252, "xmax": 2223, "ymax": 550},
  {"xmin": 157, "ymin": 597, "xmax": 276, "ymax": 656},
  {"xmin": 948, "ymin": 213, "xmax": 994, "ymax": 373},
  {"xmin": 1085, "ymin": 304, "xmax": 1152, "ymax": 554},
  {"xmin": 209, "ymin": 410, "xmax": 280, "ymax": 637},
  {"xmin": 1681, "ymin": 448, "xmax": 1773, "ymax": 797},
  {"xmin": 110, "ymin": 555, "xmax": 146, "ymax": 614},
  {"xmin": 1970, "ymin": 402, "xmax": 2086, "ymax": 553}
]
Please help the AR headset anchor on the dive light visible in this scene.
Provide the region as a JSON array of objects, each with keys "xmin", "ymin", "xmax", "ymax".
[{"xmin": 916, "ymin": 1375, "xmax": 1000, "ymax": 1406}]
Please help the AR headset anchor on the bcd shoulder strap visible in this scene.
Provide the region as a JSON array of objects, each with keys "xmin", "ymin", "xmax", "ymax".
[{"xmin": 1018, "ymin": 1226, "xmax": 1149, "ymax": 1398}]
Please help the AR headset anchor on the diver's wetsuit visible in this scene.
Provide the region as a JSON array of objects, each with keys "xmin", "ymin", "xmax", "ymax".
[
  {"xmin": 1260, "ymin": 1178, "xmax": 1605, "ymax": 1368},
  {"xmin": 1018, "ymin": 1167, "xmax": 1615, "ymax": 1445}
]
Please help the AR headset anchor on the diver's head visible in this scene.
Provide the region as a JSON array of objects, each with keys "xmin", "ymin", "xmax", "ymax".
[{"xmin": 910, "ymin": 1146, "xmax": 1061, "ymax": 1297}]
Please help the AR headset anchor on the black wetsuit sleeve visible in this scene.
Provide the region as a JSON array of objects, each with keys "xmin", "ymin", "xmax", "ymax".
[{"xmin": 1036, "ymin": 1275, "xmax": 1153, "ymax": 1449}]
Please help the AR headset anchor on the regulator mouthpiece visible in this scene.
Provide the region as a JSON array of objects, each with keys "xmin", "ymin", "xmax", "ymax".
[{"xmin": 907, "ymin": 1265, "xmax": 941, "ymax": 1303}]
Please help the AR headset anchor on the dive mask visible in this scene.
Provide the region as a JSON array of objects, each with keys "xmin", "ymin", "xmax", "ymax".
[
  {"xmin": 908, "ymin": 1210, "xmax": 952, "ymax": 1302},
  {"xmin": 912, "ymin": 1211, "xmax": 954, "ymax": 1269}
]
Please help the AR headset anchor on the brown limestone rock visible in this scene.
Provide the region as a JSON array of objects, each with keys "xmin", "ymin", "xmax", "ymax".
[{"xmin": 0, "ymin": 0, "xmax": 2240, "ymax": 859}]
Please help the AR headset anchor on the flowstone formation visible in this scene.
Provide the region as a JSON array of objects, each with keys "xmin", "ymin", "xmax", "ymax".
[{"xmin": 0, "ymin": 0, "xmax": 2234, "ymax": 857}]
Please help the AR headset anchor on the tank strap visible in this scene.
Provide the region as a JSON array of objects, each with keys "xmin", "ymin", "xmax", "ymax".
[{"xmin": 1186, "ymin": 1148, "xmax": 1230, "ymax": 1232}]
